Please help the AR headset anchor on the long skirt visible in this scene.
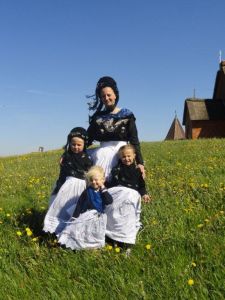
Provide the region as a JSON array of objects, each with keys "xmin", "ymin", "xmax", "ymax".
[
  {"xmin": 43, "ymin": 177, "xmax": 86, "ymax": 234},
  {"xmin": 58, "ymin": 210, "xmax": 107, "ymax": 250},
  {"xmin": 105, "ymin": 186, "xmax": 142, "ymax": 244},
  {"xmin": 87, "ymin": 141, "xmax": 126, "ymax": 180}
]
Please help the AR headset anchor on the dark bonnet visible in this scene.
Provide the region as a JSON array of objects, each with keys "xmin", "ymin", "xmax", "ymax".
[
  {"xmin": 88, "ymin": 76, "xmax": 120, "ymax": 122},
  {"xmin": 64, "ymin": 127, "xmax": 88, "ymax": 151}
]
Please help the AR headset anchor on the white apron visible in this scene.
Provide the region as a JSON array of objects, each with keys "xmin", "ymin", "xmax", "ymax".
[
  {"xmin": 58, "ymin": 210, "xmax": 107, "ymax": 250},
  {"xmin": 43, "ymin": 177, "xmax": 86, "ymax": 234},
  {"xmin": 105, "ymin": 186, "xmax": 141, "ymax": 244},
  {"xmin": 87, "ymin": 141, "xmax": 126, "ymax": 180}
]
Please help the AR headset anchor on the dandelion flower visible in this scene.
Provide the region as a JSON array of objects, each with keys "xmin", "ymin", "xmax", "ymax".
[
  {"xmin": 145, "ymin": 244, "xmax": 151, "ymax": 250},
  {"xmin": 188, "ymin": 279, "xmax": 194, "ymax": 286},
  {"xmin": 197, "ymin": 224, "xmax": 204, "ymax": 228},
  {"xmin": 191, "ymin": 262, "xmax": 197, "ymax": 267},
  {"xmin": 16, "ymin": 231, "xmax": 22, "ymax": 236},
  {"xmin": 6, "ymin": 213, "xmax": 11, "ymax": 217},
  {"xmin": 115, "ymin": 247, "xmax": 120, "ymax": 253},
  {"xmin": 31, "ymin": 237, "xmax": 38, "ymax": 242},
  {"xmin": 25, "ymin": 228, "xmax": 33, "ymax": 236},
  {"xmin": 107, "ymin": 245, "xmax": 113, "ymax": 251},
  {"xmin": 0, "ymin": 221, "xmax": 3, "ymax": 224}
]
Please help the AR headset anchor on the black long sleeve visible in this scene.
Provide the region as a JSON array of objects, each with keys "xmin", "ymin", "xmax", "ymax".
[
  {"xmin": 100, "ymin": 188, "xmax": 113, "ymax": 205},
  {"xmin": 127, "ymin": 116, "xmax": 143, "ymax": 165}
]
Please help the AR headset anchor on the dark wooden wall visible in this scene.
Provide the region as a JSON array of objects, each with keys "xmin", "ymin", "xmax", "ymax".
[{"xmin": 186, "ymin": 120, "xmax": 225, "ymax": 139}]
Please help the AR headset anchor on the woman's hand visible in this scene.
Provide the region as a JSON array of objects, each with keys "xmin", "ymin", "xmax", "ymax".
[{"xmin": 137, "ymin": 164, "xmax": 146, "ymax": 179}]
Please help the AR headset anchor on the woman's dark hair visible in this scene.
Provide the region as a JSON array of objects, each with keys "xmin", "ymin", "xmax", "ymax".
[
  {"xmin": 87, "ymin": 76, "xmax": 119, "ymax": 122},
  {"xmin": 64, "ymin": 127, "xmax": 89, "ymax": 152}
]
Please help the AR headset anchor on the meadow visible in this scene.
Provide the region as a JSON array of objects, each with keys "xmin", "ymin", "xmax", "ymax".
[{"xmin": 0, "ymin": 139, "xmax": 224, "ymax": 300}]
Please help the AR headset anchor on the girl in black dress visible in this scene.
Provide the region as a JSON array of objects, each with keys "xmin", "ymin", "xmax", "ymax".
[
  {"xmin": 106, "ymin": 144, "xmax": 151, "ymax": 246},
  {"xmin": 43, "ymin": 127, "xmax": 93, "ymax": 235}
]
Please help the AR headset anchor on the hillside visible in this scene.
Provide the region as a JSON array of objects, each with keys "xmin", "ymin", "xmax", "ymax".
[{"xmin": 0, "ymin": 139, "xmax": 224, "ymax": 299}]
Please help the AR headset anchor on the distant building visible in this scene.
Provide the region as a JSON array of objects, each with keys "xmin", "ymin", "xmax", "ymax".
[
  {"xmin": 39, "ymin": 146, "xmax": 44, "ymax": 152},
  {"xmin": 165, "ymin": 115, "xmax": 185, "ymax": 140},
  {"xmin": 183, "ymin": 61, "xmax": 225, "ymax": 139}
]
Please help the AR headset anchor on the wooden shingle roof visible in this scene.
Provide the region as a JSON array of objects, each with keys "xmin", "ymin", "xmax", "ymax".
[
  {"xmin": 165, "ymin": 116, "xmax": 185, "ymax": 140},
  {"xmin": 183, "ymin": 98, "xmax": 225, "ymax": 125}
]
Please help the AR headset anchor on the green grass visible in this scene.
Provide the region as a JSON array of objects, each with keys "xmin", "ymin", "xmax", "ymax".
[{"xmin": 0, "ymin": 140, "xmax": 224, "ymax": 299}]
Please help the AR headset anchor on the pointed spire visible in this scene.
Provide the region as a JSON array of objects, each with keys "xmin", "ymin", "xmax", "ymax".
[{"xmin": 165, "ymin": 115, "xmax": 185, "ymax": 140}]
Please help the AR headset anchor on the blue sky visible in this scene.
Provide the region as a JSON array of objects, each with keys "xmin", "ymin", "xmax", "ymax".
[{"xmin": 1, "ymin": 0, "xmax": 225, "ymax": 156}]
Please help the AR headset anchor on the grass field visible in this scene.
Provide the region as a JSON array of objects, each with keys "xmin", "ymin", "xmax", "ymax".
[{"xmin": 0, "ymin": 139, "xmax": 224, "ymax": 299}]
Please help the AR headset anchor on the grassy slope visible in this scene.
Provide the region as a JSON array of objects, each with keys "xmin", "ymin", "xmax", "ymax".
[{"xmin": 0, "ymin": 140, "xmax": 224, "ymax": 299}]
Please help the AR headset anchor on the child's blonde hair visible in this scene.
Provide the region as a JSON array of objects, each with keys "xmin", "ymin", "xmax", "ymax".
[
  {"xmin": 86, "ymin": 165, "xmax": 105, "ymax": 183},
  {"xmin": 118, "ymin": 144, "xmax": 136, "ymax": 157}
]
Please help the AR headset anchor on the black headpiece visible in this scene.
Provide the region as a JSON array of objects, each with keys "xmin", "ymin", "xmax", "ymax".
[{"xmin": 65, "ymin": 127, "xmax": 88, "ymax": 151}]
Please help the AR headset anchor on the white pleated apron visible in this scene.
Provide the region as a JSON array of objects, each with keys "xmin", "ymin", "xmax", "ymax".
[
  {"xmin": 58, "ymin": 210, "xmax": 107, "ymax": 250},
  {"xmin": 105, "ymin": 186, "xmax": 142, "ymax": 244},
  {"xmin": 87, "ymin": 141, "xmax": 127, "ymax": 180},
  {"xmin": 43, "ymin": 177, "xmax": 86, "ymax": 234}
]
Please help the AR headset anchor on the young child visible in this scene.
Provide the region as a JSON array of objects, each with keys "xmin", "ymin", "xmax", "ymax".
[
  {"xmin": 43, "ymin": 127, "xmax": 93, "ymax": 235},
  {"xmin": 57, "ymin": 166, "xmax": 113, "ymax": 250},
  {"xmin": 105, "ymin": 144, "xmax": 151, "ymax": 249}
]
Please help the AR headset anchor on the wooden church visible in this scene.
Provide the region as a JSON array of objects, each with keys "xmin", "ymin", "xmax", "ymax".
[{"xmin": 182, "ymin": 61, "xmax": 225, "ymax": 139}]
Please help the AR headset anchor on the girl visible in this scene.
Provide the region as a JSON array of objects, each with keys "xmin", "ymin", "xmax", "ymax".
[
  {"xmin": 87, "ymin": 76, "xmax": 145, "ymax": 181},
  {"xmin": 43, "ymin": 127, "xmax": 93, "ymax": 234},
  {"xmin": 57, "ymin": 166, "xmax": 113, "ymax": 250},
  {"xmin": 105, "ymin": 144, "xmax": 151, "ymax": 247}
]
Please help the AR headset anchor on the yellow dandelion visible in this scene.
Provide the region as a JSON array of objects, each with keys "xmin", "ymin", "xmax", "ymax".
[
  {"xmin": 0, "ymin": 221, "xmax": 3, "ymax": 224},
  {"xmin": 27, "ymin": 231, "xmax": 32, "ymax": 236},
  {"xmin": 107, "ymin": 245, "xmax": 113, "ymax": 251},
  {"xmin": 115, "ymin": 247, "xmax": 120, "ymax": 253},
  {"xmin": 145, "ymin": 244, "xmax": 151, "ymax": 250},
  {"xmin": 204, "ymin": 218, "xmax": 210, "ymax": 223},
  {"xmin": 191, "ymin": 262, "xmax": 197, "ymax": 267},
  {"xmin": 6, "ymin": 213, "xmax": 11, "ymax": 217},
  {"xmin": 31, "ymin": 237, "xmax": 38, "ymax": 242},
  {"xmin": 25, "ymin": 228, "xmax": 33, "ymax": 236},
  {"xmin": 16, "ymin": 231, "xmax": 22, "ymax": 236},
  {"xmin": 197, "ymin": 224, "xmax": 204, "ymax": 228},
  {"xmin": 188, "ymin": 279, "xmax": 194, "ymax": 286}
]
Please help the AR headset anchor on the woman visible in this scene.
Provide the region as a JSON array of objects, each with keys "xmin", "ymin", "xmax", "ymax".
[{"xmin": 87, "ymin": 76, "xmax": 145, "ymax": 181}]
